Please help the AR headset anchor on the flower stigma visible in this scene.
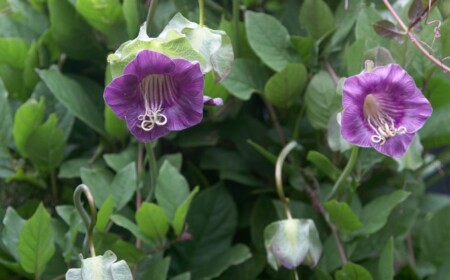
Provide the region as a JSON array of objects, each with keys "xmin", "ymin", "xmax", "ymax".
[
  {"xmin": 363, "ymin": 94, "xmax": 407, "ymax": 145},
  {"xmin": 137, "ymin": 74, "xmax": 175, "ymax": 131}
]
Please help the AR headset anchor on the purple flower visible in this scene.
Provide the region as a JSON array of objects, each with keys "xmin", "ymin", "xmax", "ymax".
[
  {"xmin": 341, "ymin": 64, "xmax": 432, "ymax": 158},
  {"xmin": 104, "ymin": 50, "xmax": 222, "ymax": 142}
]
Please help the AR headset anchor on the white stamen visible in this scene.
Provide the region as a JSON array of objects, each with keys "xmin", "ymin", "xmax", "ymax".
[{"xmin": 136, "ymin": 74, "xmax": 176, "ymax": 131}]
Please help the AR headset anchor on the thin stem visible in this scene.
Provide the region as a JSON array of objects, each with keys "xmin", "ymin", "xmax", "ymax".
[
  {"xmin": 406, "ymin": 233, "xmax": 416, "ymax": 266},
  {"xmin": 50, "ymin": 171, "xmax": 58, "ymax": 203},
  {"xmin": 198, "ymin": 0, "xmax": 205, "ymax": 26},
  {"xmin": 323, "ymin": 61, "xmax": 339, "ymax": 85},
  {"xmin": 292, "ymin": 106, "xmax": 306, "ymax": 141},
  {"xmin": 145, "ymin": 142, "xmax": 158, "ymax": 201},
  {"xmin": 146, "ymin": 0, "xmax": 159, "ymax": 36},
  {"xmin": 327, "ymin": 146, "xmax": 359, "ymax": 201},
  {"xmin": 275, "ymin": 141, "xmax": 299, "ymax": 219},
  {"xmin": 135, "ymin": 143, "xmax": 144, "ymax": 245},
  {"xmin": 232, "ymin": 0, "xmax": 240, "ymax": 57},
  {"xmin": 383, "ymin": 0, "xmax": 450, "ymax": 73},
  {"xmin": 73, "ymin": 184, "xmax": 97, "ymax": 257},
  {"xmin": 303, "ymin": 173, "xmax": 348, "ymax": 265},
  {"xmin": 263, "ymin": 97, "xmax": 286, "ymax": 146},
  {"xmin": 408, "ymin": 0, "xmax": 438, "ymax": 31}
]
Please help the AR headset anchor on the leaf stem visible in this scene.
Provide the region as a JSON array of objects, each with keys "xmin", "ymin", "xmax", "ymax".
[
  {"xmin": 146, "ymin": 0, "xmax": 159, "ymax": 36},
  {"xmin": 382, "ymin": 0, "xmax": 450, "ymax": 73},
  {"xmin": 327, "ymin": 146, "xmax": 359, "ymax": 201},
  {"xmin": 198, "ymin": 0, "xmax": 205, "ymax": 26},
  {"xmin": 73, "ymin": 184, "xmax": 97, "ymax": 257},
  {"xmin": 145, "ymin": 142, "xmax": 158, "ymax": 201}
]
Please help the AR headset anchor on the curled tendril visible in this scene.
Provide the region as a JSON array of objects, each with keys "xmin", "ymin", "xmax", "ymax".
[
  {"xmin": 275, "ymin": 141, "xmax": 301, "ymax": 220},
  {"xmin": 73, "ymin": 184, "xmax": 97, "ymax": 257}
]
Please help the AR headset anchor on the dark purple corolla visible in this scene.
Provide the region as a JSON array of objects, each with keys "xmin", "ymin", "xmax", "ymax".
[
  {"xmin": 341, "ymin": 64, "xmax": 432, "ymax": 158},
  {"xmin": 104, "ymin": 50, "xmax": 222, "ymax": 142}
]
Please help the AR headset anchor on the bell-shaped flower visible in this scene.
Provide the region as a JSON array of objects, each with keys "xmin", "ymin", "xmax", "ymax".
[
  {"xmin": 104, "ymin": 50, "xmax": 222, "ymax": 142},
  {"xmin": 264, "ymin": 219, "xmax": 322, "ymax": 270},
  {"xmin": 341, "ymin": 64, "xmax": 432, "ymax": 158}
]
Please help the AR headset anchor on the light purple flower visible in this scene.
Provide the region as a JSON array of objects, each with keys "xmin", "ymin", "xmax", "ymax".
[
  {"xmin": 104, "ymin": 50, "xmax": 222, "ymax": 142},
  {"xmin": 341, "ymin": 64, "xmax": 432, "ymax": 158}
]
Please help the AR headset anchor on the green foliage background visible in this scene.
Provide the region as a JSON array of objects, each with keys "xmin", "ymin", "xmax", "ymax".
[{"xmin": 0, "ymin": 0, "xmax": 450, "ymax": 279}]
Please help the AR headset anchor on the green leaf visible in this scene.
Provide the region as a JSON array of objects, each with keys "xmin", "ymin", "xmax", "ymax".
[
  {"xmin": 324, "ymin": 200, "xmax": 362, "ymax": 233},
  {"xmin": 307, "ymin": 151, "xmax": 341, "ymax": 181},
  {"xmin": 31, "ymin": 81, "xmax": 75, "ymax": 141},
  {"xmin": 48, "ymin": 0, "xmax": 103, "ymax": 60},
  {"xmin": 23, "ymin": 42, "xmax": 39, "ymax": 96},
  {"xmin": 103, "ymin": 146, "xmax": 137, "ymax": 172},
  {"xmin": 335, "ymin": 262, "xmax": 373, "ymax": 280},
  {"xmin": 174, "ymin": 186, "xmax": 238, "ymax": 277},
  {"xmin": 304, "ymin": 71, "xmax": 340, "ymax": 129},
  {"xmin": 105, "ymin": 106, "xmax": 127, "ymax": 139},
  {"xmin": 122, "ymin": 0, "xmax": 139, "ymax": 38},
  {"xmin": 394, "ymin": 135, "xmax": 424, "ymax": 171},
  {"xmin": 0, "ymin": 37, "xmax": 29, "ymax": 68},
  {"xmin": 420, "ymin": 204, "xmax": 450, "ymax": 264},
  {"xmin": 346, "ymin": 39, "xmax": 368, "ymax": 76},
  {"xmin": 39, "ymin": 69, "xmax": 105, "ymax": 136},
  {"xmin": 373, "ymin": 20, "xmax": 403, "ymax": 40},
  {"xmin": 171, "ymin": 272, "xmax": 191, "ymax": 280},
  {"xmin": 0, "ymin": 79, "xmax": 13, "ymax": 148},
  {"xmin": 245, "ymin": 11, "xmax": 296, "ymax": 71},
  {"xmin": 96, "ymin": 196, "xmax": 115, "ymax": 232},
  {"xmin": 2, "ymin": 207, "xmax": 25, "ymax": 260},
  {"xmin": 81, "ymin": 167, "xmax": 114, "ymax": 208},
  {"xmin": 111, "ymin": 163, "xmax": 137, "ymax": 210},
  {"xmin": 195, "ymin": 244, "xmax": 252, "ymax": 279},
  {"xmin": 18, "ymin": 203, "xmax": 55, "ymax": 276},
  {"xmin": 135, "ymin": 202, "xmax": 170, "ymax": 243},
  {"xmin": 221, "ymin": 59, "xmax": 271, "ymax": 100},
  {"xmin": 58, "ymin": 157, "xmax": 91, "ymax": 179},
  {"xmin": 378, "ymin": 237, "xmax": 394, "ymax": 280},
  {"xmin": 13, "ymin": 97, "xmax": 45, "ymax": 158},
  {"xmin": 355, "ymin": 5, "xmax": 383, "ymax": 43},
  {"xmin": 173, "ymin": 186, "xmax": 199, "ymax": 235},
  {"xmin": 157, "ymin": 153, "xmax": 183, "ymax": 172},
  {"xmin": 299, "ymin": 0, "xmax": 334, "ymax": 40},
  {"xmin": 356, "ymin": 190, "xmax": 410, "ymax": 235},
  {"xmin": 75, "ymin": 0, "xmax": 127, "ymax": 47},
  {"xmin": 420, "ymin": 103, "xmax": 450, "ymax": 148},
  {"xmin": 110, "ymin": 215, "xmax": 154, "ymax": 245},
  {"xmin": 140, "ymin": 257, "xmax": 170, "ymax": 280},
  {"xmin": 264, "ymin": 63, "xmax": 307, "ymax": 108},
  {"xmin": 25, "ymin": 114, "xmax": 65, "ymax": 174},
  {"xmin": 155, "ymin": 161, "xmax": 190, "ymax": 221}
]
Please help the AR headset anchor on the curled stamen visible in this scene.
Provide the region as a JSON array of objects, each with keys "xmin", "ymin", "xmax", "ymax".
[
  {"xmin": 154, "ymin": 113, "xmax": 167, "ymax": 126},
  {"xmin": 367, "ymin": 114, "xmax": 408, "ymax": 145},
  {"xmin": 137, "ymin": 105, "xmax": 168, "ymax": 131}
]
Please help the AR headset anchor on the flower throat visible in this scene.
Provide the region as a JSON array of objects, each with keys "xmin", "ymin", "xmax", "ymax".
[
  {"xmin": 363, "ymin": 94, "xmax": 407, "ymax": 145},
  {"xmin": 137, "ymin": 74, "xmax": 177, "ymax": 131}
]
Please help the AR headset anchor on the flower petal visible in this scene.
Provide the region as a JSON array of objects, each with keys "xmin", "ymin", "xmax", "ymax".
[
  {"xmin": 123, "ymin": 50, "xmax": 175, "ymax": 80},
  {"xmin": 104, "ymin": 74, "xmax": 140, "ymax": 119},
  {"xmin": 372, "ymin": 133, "xmax": 414, "ymax": 158},
  {"xmin": 126, "ymin": 112, "xmax": 171, "ymax": 142},
  {"xmin": 203, "ymin": 96, "xmax": 223, "ymax": 106},
  {"xmin": 340, "ymin": 105, "xmax": 372, "ymax": 148},
  {"xmin": 162, "ymin": 58, "xmax": 204, "ymax": 131},
  {"xmin": 398, "ymin": 88, "xmax": 433, "ymax": 133}
]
